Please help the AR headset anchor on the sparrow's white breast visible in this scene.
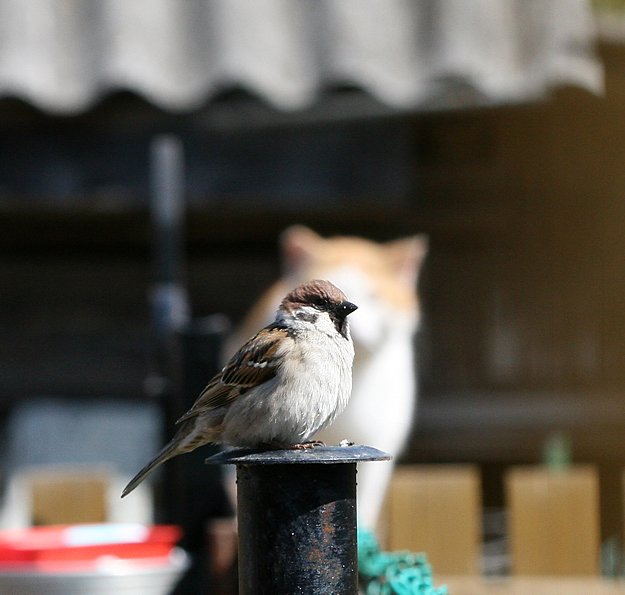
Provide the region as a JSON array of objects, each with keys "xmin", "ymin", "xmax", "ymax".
[{"xmin": 221, "ymin": 325, "xmax": 354, "ymax": 447}]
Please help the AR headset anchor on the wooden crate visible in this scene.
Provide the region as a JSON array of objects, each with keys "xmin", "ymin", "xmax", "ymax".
[
  {"xmin": 29, "ymin": 469, "xmax": 109, "ymax": 525},
  {"xmin": 506, "ymin": 465, "xmax": 600, "ymax": 575},
  {"xmin": 385, "ymin": 464, "xmax": 482, "ymax": 574}
]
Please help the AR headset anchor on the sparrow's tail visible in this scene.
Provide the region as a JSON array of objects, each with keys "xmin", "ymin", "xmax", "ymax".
[
  {"xmin": 121, "ymin": 419, "xmax": 221, "ymax": 498},
  {"xmin": 121, "ymin": 439, "xmax": 181, "ymax": 498}
]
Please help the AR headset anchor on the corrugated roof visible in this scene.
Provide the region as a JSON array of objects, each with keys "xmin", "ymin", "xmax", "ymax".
[{"xmin": 0, "ymin": 0, "xmax": 603, "ymax": 115}]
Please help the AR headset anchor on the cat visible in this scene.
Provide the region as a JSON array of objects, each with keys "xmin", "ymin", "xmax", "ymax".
[{"xmin": 224, "ymin": 225, "xmax": 428, "ymax": 530}]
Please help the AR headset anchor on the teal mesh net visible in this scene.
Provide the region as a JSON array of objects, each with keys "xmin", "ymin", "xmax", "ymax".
[{"xmin": 358, "ymin": 528, "xmax": 449, "ymax": 595}]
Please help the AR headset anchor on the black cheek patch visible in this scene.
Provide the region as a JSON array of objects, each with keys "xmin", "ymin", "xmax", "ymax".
[{"xmin": 297, "ymin": 311, "xmax": 319, "ymax": 324}]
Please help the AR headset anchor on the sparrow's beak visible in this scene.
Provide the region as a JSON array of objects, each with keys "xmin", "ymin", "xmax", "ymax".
[{"xmin": 338, "ymin": 301, "xmax": 358, "ymax": 317}]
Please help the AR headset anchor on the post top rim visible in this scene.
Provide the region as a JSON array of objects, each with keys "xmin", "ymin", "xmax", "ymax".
[{"xmin": 205, "ymin": 444, "xmax": 391, "ymax": 466}]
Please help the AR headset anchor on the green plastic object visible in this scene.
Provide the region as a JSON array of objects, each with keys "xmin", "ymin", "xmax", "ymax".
[
  {"xmin": 542, "ymin": 431, "xmax": 572, "ymax": 471},
  {"xmin": 358, "ymin": 529, "xmax": 449, "ymax": 595}
]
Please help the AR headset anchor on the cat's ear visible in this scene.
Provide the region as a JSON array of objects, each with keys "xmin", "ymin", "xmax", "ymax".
[
  {"xmin": 280, "ymin": 225, "xmax": 323, "ymax": 273},
  {"xmin": 384, "ymin": 235, "xmax": 428, "ymax": 287}
]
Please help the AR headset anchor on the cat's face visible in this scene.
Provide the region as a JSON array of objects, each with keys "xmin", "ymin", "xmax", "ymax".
[{"xmin": 281, "ymin": 226, "xmax": 428, "ymax": 352}]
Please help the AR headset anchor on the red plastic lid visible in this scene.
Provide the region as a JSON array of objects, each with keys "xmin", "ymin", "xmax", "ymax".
[{"xmin": 0, "ymin": 524, "xmax": 182, "ymax": 570}]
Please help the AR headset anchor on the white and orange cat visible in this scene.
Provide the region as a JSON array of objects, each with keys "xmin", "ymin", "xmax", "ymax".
[{"xmin": 225, "ymin": 225, "xmax": 428, "ymax": 530}]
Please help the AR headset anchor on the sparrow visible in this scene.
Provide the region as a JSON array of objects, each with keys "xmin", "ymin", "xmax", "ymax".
[{"xmin": 122, "ymin": 279, "xmax": 357, "ymax": 498}]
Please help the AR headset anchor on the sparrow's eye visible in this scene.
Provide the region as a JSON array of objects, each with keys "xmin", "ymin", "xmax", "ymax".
[{"xmin": 309, "ymin": 297, "xmax": 327, "ymax": 311}]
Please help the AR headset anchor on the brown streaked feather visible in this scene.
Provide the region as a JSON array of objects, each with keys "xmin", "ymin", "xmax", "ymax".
[
  {"xmin": 175, "ymin": 375, "xmax": 238, "ymax": 423},
  {"xmin": 175, "ymin": 325, "xmax": 291, "ymax": 424},
  {"xmin": 221, "ymin": 325, "xmax": 289, "ymax": 385}
]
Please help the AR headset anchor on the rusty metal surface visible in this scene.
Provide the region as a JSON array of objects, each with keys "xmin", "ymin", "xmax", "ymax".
[
  {"xmin": 206, "ymin": 445, "xmax": 391, "ymax": 593},
  {"xmin": 237, "ymin": 461, "xmax": 357, "ymax": 595}
]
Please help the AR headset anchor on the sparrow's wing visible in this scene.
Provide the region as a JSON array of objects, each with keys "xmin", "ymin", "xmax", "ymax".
[{"xmin": 175, "ymin": 325, "xmax": 291, "ymax": 423}]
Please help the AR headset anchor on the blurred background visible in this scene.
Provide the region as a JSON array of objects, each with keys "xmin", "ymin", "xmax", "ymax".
[{"xmin": 1, "ymin": 0, "xmax": 625, "ymax": 593}]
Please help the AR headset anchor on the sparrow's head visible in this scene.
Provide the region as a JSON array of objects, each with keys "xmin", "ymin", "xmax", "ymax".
[{"xmin": 279, "ymin": 279, "xmax": 358, "ymax": 338}]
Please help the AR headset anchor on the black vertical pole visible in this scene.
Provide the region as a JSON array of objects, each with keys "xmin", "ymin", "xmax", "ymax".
[
  {"xmin": 206, "ymin": 445, "xmax": 391, "ymax": 595},
  {"xmin": 150, "ymin": 135, "xmax": 185, "ymax": 287},
  {"xmin": 148, "ymin": 135, "xmax": 189, "ymax": 523}
]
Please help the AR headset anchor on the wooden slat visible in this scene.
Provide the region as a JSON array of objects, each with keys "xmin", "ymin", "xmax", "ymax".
[
  {"xmin": 30, "ymin": 470, "xmax": 109, "ymax": 525},
  {"xmin": 386, "ymin": 464, "xmax": 482, "ymax": 574},
  {"xmin": 439, "ymin": 576, "xmax": 625, "ymax": 595},
  {"xmin": 506, "ymin": 465, "xmax": 600, "ymax": 575}
]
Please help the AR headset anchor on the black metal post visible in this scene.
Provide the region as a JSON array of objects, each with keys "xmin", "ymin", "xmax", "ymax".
[{"xmin": 206, "ymin": 445, "xmax": 390, "ymax": 595}]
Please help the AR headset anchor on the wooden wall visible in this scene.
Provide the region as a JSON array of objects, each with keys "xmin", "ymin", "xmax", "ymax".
[{"xmin": 2, "ymin": 42, "xmax": 625, "ymax": 536}]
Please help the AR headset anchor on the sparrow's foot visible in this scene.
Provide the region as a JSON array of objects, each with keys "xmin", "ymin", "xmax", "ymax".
[{"xmin": 290, "ymin": 440, "xmax": 325, "ymax": 450}]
